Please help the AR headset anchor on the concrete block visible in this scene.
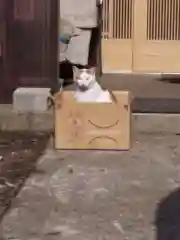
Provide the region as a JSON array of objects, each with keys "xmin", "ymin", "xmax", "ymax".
[{"xmin": 13, "ymin": 88, "xmax": 51, "ymax": 113}]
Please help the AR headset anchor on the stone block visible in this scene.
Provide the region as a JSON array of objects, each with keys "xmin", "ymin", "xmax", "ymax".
[{"xmin": 13, "ymin": 88, "xmax": 51, "ymax": 113}]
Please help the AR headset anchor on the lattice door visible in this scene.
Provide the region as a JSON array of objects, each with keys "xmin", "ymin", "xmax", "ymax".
[
  {"xmin": 133, "ymin": 0, "xmax": 180, "ymax": 72},
  {"xmin": 102, "ymin": 0, "xmax": 133, "ymax": 72}
]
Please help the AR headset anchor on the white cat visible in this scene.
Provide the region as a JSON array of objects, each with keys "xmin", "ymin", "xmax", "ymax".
[{"xmin": 73, "ymin": 66, "xmax": 112, "ymax": 102}]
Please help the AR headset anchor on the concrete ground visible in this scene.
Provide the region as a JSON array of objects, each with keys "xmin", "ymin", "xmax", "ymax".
[
  {"xmin": 1, "ymin": 132, "xmax": 180, "ymax": 240},
  {"xmin": 1, "ymin": 73, "xmax": 180, "ymax": 239},
  {"xmin": 65, "ymin": 73, "xmax": 180, "ymax": 113},
  {"xmin": 2, "ymin": 73, "xmax": 180, "ymax": 112}
]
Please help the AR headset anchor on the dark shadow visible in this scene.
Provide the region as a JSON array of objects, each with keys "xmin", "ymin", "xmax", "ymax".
[
  {"xmin": 155, "ymin": 188, "xmax": 180, "ymax": 240},
  {"xmin": 59, "ymin": 62, "xmax": 73, "ymax": 87},
  {"xmin": 159, "ymin": 74, "xmax": 180, "ymax": 84},
  {"xmin": 0, "ymin": 131, "xmax": 50, "ymax": 222}
]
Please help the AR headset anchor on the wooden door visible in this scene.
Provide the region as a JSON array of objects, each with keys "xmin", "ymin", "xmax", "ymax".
[
  {"xmin": 6, "ymin": 0, "xmax": 59, "ymax": 93},
  {"xmin": 133, "ymin": 0, "xmax": 180, "ymax": 73},
  {"xmin": 0, "ymin": 0, "xmax": 11, "ymax": 102},
  {"xmin": 102, "ymin": 0, "xmax": 133, "ymax": 72}
]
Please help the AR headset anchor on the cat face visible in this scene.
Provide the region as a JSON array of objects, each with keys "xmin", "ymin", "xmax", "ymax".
[{"xmin": 73, "ymin": 66, "xmax": 96, "ymax": 91}]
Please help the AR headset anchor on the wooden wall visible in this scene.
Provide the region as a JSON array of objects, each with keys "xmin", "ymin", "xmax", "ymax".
[{"xmin": 0, "ymin": 0, "xmax": 59, "ymax": 103}]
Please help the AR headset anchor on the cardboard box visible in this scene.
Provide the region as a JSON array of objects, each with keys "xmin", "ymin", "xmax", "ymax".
[{"xmin": 54, "ymin": 91, "xmax": 131, "ymax": 150}]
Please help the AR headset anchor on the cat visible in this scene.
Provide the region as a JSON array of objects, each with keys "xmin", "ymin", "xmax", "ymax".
[{"xmin": 73, "ymin": 66, "xmax": 112, "ymax": 102}]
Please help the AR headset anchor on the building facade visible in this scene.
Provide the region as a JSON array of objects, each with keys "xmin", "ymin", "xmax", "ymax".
[
  {"xmin": 0, "ymin": 0, "xmax": 58, "ymax": 103},
  {"xmin": 102, "ymin": 0, "xmax": 180, "ymax": 73}
]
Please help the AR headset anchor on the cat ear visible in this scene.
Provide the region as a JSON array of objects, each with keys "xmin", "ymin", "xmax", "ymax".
[
  {"xmin": 73, "ymin": 66, "xmax": 80, "ymax": 79},
  {"xmin": 73, "ymin": 66, "xmax": 79, "ymax": 74},
  {"xmin": 88, "ymin": 67, "xmax": 96, "ymax": 75}
]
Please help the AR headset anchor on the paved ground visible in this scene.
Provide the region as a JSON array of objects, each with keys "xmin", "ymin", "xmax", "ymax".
[
  {"xmin": 0, "ymin": 132, "xmax": 49, "ymax": 226},
  {"xmin": 65, "ymin": 73, "xmax": 180, "ymax": 98},
  {"xmin": 1, "ymin": 133, "xmax": 180, "ymax": 240},
  {"xmin": 101, "ymin": 74, "xmax": 180, "ymax": 113},
  {"xmin": 2, "ymin": 71, "xmax": 180, "ymax": 112},
  {"xmin": 65, "ymin": 73, "xmax": 180, "ymax": 113}
]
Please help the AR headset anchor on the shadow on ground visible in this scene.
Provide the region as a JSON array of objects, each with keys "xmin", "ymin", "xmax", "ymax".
[
  {"xmin": 59, "ymin": 62, "xmax": 73, "ymax": 87},
  {"xmin": 0, "ymin": 131, "xmax": 50, "ymax": 222},
  {"xmin": 160, "ymin": 75, "xmax": 180, "ymax": 84},
  {"xmin": 155, "ymin": 188, "xmax": 180, "ymax": 240}
]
